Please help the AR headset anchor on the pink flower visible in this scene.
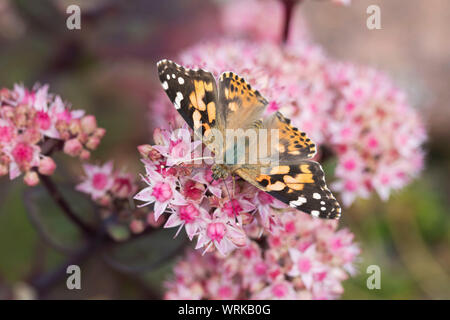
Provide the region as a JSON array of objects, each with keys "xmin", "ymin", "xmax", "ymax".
[
  {"xmin": 11, "ymin": 142, "xmax": 35, "ymax": 167},
  {"xmin": 152, "ymin": 125, "xmax": 201, "ymax": 167},
  {"xmin": 181, "ymin": 179, "xmax": 205, "ymax": 201},
  {"xmin": 76, "ymin": 162, "xmax": 114, "ymax": 200},
  {"xmin": 134, "ymin": 166, "xmax": 179, "ymax": 220},
  {"xmin": 7, "ymin": 141, "xmax": 40, "ymax": 179},
  {"xmin": 252, "ymin": 189, "xmax": 286, "ymax": 230},
  {"xmin": 220, "ymin": 197, "xmax": 255, "ymax": 220},
  {"xmin": 111, "ymin": 172, "xmax": 137, "ymax": 199},
  {"xmin": 165, "ymin": 198, "xmax": 207, "ymax": 240},
  {"xmin": 288, "ymin": 246, "xmax": 325, "ymax": 289},
  {"xmin": 0, "ymin": 120, "xmax": 15, "ymax": 143},
  {"xmin": 254, "ymin": 281, "xmax": 297, "ymax": 300},
  {"xmin": 195, "ymin": 217, "xmax": 246, "ymax": 256}
]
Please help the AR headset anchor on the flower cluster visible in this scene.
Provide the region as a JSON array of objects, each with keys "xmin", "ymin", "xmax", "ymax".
[
  {"xmin": 75, "ymin": 161, "xmax": 150, "ymax": 233},
  {"xmin": 327, "ymin": 63, "xmax": 427, "ymax": 205},
  {"xmin": 135, "ymin": 126, "xmax": 244, "ymax": 255},
  {"xmin": 165, "ymin": 212, "xmax": 359, "ymax": 300},
  {"xmin": 0, "ymin": 84, "xmax": 105, "ymax": 185},
  {"xmin": 149, "ymin": 38, "xmax": 425, "ymax": 206},
  {"xmin": 76, "ymin": 161, "xmax": 137, "ymax": 204},
  {"xmin": 134, "ymin": 125, "xmax": 357, "ymax": 259}
]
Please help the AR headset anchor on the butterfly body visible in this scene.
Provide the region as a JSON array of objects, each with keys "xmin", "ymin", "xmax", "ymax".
[
  {"xmin": 157, "ymin": 59, "xmax": 341, "ymax": 219},
  {"xmin": 211, "ymin": 164, "xmax": 230, "ymax": 180}
]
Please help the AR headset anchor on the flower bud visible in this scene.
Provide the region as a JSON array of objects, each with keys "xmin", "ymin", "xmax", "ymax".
[
  {"xmin": 129, "ymin": 219, "xmax": 145, "ymax": 234},
  {"xmin": 69, "ymin": 119, "xmax": 81, "ymax": 136},
  {"xmin": 137, "ymin": 144, "xmax": 153, "ymax": 158},
  {"xmin": 63, "ymin": 138, "xmax": 82, "ymax": 156},
  {"xmin": 86, "ymin": 136, "xmax": 100, "ymax": 150},
  {"xmin": 98, "ymin": 194, "xmax": 112, "ymax": 207},
  {"xmin": 80, "ymin": 149, "xmax": 91, "ymax": 160},
  {"xmin": 94, "ymin": 127, "xmax": 106, "ymax": 138},
  {"xmin": 80, "ymin": 115, "xmax": 97, "ymax": 135},
  {"xmin": 147, "ymin": 212, "xmax": 164, "ymax": 227},
  {"xmin": 0, "ymin": 164, "xmax": 8, "ymax": 176},
  {"xmin": 38, "ymin": 156, "xmax": 56, "ymax": 175},
  {"xmin": 24, "ymin": 171, "xmax": 39, "ymax": 186}
]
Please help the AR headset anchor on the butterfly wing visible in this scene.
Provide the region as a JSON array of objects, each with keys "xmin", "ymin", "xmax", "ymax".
[
  {"xmin": 218, "ymin": 71, "xmax": 268, "ymax": 130},
  {"xmin": 261, "ymin": 111, "xmax": 317, "ymax": 163},
  {"xmin": 157, "ymin": 59, "xmax": 224, "ymax": 135},
  {"xmin": 235, "ymin": 161, "xmax": 341, "ymax": 219}
]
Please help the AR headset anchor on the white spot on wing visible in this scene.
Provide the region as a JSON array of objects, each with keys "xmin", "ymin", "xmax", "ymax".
[
  {"xmin": 311, "ymin": 210, "xmax": 320, "ymax": 217},
  {"xmin": 166, "ymin": 74, "xmax": 170, "ymax": 80},
  {"xmin": 313, "ymin": 193, "xmax": 321, "ymax": 199},
  {"xmin": 289, "ymin": 196, "xmax": 307, "ymax": 207},
  {"xmin": 161, "ymin": 81, "xmax": 168, "ymax": 90},
  {"xmin": 178, "ymin": 77, "xmax": 184, "ymax": 85},
  {"xmin": 174, "ymin": 92, "xmax": 183, "ymax": 109}
]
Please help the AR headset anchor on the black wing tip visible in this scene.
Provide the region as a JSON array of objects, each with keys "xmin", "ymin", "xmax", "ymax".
[
  {"xmin": 322, "ymin": 200, "xmax": 342, "ymax": 219},
  {"xmin": 156, "ymin": 59, "xmax": 178, "ymax": 72},
  {"xmin": 157, "ymin": 59, "xmax": 214, "ymax": 79}
]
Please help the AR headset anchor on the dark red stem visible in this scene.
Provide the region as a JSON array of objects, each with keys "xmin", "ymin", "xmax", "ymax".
[
  {"xmin": 38, "ymin": 174, "xmax": 96, "ymax": 236},
  {"xmin": 281, "ymin": 0, "xmax": 301, "ymax": 43}
]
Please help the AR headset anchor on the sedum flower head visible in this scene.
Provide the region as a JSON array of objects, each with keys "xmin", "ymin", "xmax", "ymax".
[
  {"xmin": 164, "ymin": 211, "xmax": 359, "ymax": 300},
  {"xmin": 0, "ymin": 84, "xmax": 105, "ymax": 185}
]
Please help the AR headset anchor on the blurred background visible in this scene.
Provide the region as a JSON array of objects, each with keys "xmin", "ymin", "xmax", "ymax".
[{"xmin": 0, "ymin": 0, "xmax": 449, "ymax": 299}]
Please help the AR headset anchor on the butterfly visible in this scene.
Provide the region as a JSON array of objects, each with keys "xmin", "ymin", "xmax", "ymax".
[{"xmin": 156, "ymin": 59, "xmax": 341, "ymax": 219}]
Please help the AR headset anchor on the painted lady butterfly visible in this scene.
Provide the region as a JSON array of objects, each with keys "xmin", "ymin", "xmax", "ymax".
[{"xmin": 157, "ymin": 59, "xmax": 341, "ymax": 219}]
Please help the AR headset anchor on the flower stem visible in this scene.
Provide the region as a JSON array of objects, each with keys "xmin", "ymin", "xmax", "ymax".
[
  {"xmin": 38, "ymin": 174, "xmax": 95, "ymax": 236},
  {"xmin": 281, "ymin": 0, "xmax": 301, "ymax": 43}
]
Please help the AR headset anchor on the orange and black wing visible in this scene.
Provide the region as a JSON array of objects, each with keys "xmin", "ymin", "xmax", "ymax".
[
  {"xmin": 236, "ymin": 161, "xmax": 341, "ymax": 219},
  {"xmin": 157, "ymin": 59, "xmax": 222, "ymax": 136}
]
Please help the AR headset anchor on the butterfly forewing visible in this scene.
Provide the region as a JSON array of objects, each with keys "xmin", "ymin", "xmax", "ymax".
[
  {"xmin": 218, "ymin": 71, "xmax": 268, "ymax": 130},
  {"xmin": 157, "ymin": 59, "xmax": 222, "ymax": 136}
]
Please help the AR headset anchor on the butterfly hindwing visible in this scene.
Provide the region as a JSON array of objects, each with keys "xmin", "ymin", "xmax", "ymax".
[
  {"xmin": 235, "ymin": 161, "xmax": 341, "ymax": 219},
  {"xmin": 157, "ymin": 59, "xmax": 221, "ymax": 135},
  {"xmin": 261, "ymin": 112, "xmax": 317, "ymax": 163}
]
